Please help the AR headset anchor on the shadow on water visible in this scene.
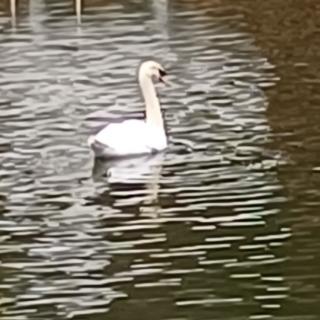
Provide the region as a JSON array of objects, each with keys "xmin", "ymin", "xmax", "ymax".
[{"xmin": 1, "ymin": 0, "xmax": 318, "ymax": 319}]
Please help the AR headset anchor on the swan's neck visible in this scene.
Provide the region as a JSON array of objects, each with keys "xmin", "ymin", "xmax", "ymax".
[{"xmin": 139, "ymin": 75, "xmax": 164, "ymax": 130}]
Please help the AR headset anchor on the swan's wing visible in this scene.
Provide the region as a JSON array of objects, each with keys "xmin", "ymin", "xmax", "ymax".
[{"xmin": 92, "ymin": 120, "xmax": 154, "ymax": 156}]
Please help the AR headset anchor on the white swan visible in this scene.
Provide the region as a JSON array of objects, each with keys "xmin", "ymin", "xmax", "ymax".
[{"xmin": 89, "ymin": 60, "xmax": 168, "ymax": 158}]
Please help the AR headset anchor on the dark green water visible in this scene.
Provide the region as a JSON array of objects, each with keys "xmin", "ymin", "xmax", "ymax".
[{"xmin": 0, "ymin": 0, "xmax": 319, "ymax": 319}]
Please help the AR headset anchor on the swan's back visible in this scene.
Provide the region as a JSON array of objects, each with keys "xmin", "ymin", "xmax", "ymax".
[{"xmin": 90, "ymin": 120, "xmax": 167, "ymax": 158}]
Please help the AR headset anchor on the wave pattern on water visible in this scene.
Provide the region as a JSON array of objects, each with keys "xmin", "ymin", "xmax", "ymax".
[{"xmin": 0, "ymin": 0, "xmax": 288, "ymax": 319}]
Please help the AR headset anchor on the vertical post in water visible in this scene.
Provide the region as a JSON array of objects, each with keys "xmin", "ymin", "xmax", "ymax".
[
  {"xmin": 10, "ymin": 0, "xmax": 16, "ymax": 24},
  {"xmin": 75, "ymin": 0, "xmax": 82, "ymax": 24}
]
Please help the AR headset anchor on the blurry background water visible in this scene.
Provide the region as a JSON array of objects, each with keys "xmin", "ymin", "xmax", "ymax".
[{"xmin": 0, "ymin": 0, "xmax": 319, "ymax": 319}]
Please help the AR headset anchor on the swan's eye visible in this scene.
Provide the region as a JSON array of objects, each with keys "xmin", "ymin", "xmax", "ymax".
[
  {"xmin": 158, "ymin": 68, "xmax": 167, "ymax": 83},
  {"xmin": 159, "ymin": 69, "xmax": 167, "ymax": 77}
]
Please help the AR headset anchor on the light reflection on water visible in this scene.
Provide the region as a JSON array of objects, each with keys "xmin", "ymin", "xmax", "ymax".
[{"xmin": 0, "ymin": 0, "xmax": 294, "ymax": 319}]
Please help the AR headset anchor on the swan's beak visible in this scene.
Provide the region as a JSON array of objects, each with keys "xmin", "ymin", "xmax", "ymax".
[{"xmin": 159, "ymin": 69, "xmax": 167, "ymax": 84}]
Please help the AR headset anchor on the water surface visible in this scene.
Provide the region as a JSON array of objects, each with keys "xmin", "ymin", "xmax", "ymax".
[{"xmin": 0, "ymin": 0, "xmax": 319, "ymax": 319}]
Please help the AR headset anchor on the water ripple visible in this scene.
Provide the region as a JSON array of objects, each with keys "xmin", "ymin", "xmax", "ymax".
[{"xmin": 0, "ymin": 0, "xmax": 289, "ymax": 319}]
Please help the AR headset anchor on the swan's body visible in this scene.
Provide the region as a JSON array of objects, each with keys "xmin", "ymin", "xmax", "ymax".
[{"xmin": 89, "ymin": 61, "xmax": 168, "ymax": 158}]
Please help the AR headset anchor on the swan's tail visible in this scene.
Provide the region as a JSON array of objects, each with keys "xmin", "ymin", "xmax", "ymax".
[
  {"xmin": 88, "ymin": 136, "xmax": 117, "ymax": 158},
  {"xmin": 87, "ymin": 135, "xmax": 96, "ymax": 147}
]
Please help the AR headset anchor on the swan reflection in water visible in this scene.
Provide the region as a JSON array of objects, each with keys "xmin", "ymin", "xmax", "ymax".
[{"xmin": 92, "ymin": 153, "xmax": 165, "ymax": 209}]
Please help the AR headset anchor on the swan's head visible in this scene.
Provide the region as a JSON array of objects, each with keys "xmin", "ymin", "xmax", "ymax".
[{"xmin": 139, "ymin": 60, "xmax": 167, "ymax": 83}]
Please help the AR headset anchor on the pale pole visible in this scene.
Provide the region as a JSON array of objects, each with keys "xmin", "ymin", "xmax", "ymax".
[
  {"xmin": 75, "ymin": 0, "xmax": 82, "ymax": 24},
  {"xmin": 10, "ymin": 0, "xmax": 16, "ymax": 26}
]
